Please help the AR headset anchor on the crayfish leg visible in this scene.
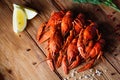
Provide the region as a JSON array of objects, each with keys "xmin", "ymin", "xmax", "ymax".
[
  {"xmin": 73, "ymin": 13, "xmax": 85, "ymax": 34},
  {"xmin": 38, "ymin": 30, "xmax": 51, "ymax": 43},
  {"xmin": 77, "ymin": 59, "xmax": 95, "ymax": 72},
  {"xmin": 77, "ymin": 29, "xmax": 86, "ymax": 59},
  {"xmin": 36, "ymin": 22, "xmax": 47, "ymax": 41},
  {"xmin": 97, "ymin": 51, "xmax": 103, "ymax": 60},
  {"xmin": 55, "ymin": 52, "xmax": 63, "ymax": 68}
]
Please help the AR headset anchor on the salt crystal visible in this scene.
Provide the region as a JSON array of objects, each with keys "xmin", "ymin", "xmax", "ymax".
[
  {"xmin": 72, "ymin": 69, "xmax": 76, "ymax": 72},
  {"xmin": 71, "ymin": 72, "xmax": 75, "ymax": 77},
  {"xmin": 74, "ymin": 77, "xmax": 77, "ymax": 80},
  {"xmin": 66, "ymin": 76, "xmax": 70, "ymax": 79},
  {"xmin": 95, "ymin": 69, "xmax": 99, "ymax": 73},
  {"xmin": 97, "ymin": 72, "xmax": 102, "ymax": 76},
  {"xmin": 95, "ymin": 69, "xmax": 102, "ymax": 76},
  {"xmin": 104, "ymin": 69, "xmax": 107, "ymax": 72},
  {"xmin": 95, "ymin": 69, "xmax": 102, "ymax": 74},
  {"xmin": 89, "ymin": 69, "xmax": 94, "ymax": 72},
  {"xmin": 75, "ymin": 70, "xmax": 78, "ymax": 74},
  {"xmin": 97, "ymin": 73, "xmax": 101, "ymax": 76},
  {"xmin": 88, "ymin": 74, "xmax": 92, "ymax": 77},
  {"xmin": 92, "ymin": 73, "xmax": 95, "ymax": 76},
  {"xmin": 78, "ymin": 76, "xmax": 82, "ymax": 79},
  {"xmin": 84, "ymin": 75, "xmax": 90, "ymax": 79},
  {"xmin": 63, "ymin": 78, "xmax": 67, "ymax": 80},
  {"xmin": 90, "ymin": 78, "xmax": 94, "ymax": 80}
]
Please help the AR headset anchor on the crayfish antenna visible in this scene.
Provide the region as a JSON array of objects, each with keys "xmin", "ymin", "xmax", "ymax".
[
  {"xmin": 77, "ymin": 58, "xmax": 95, "ymax": 72},
  {"xmin": 35, "ymin": 58, "xmax": 49, "ymax": 68}
]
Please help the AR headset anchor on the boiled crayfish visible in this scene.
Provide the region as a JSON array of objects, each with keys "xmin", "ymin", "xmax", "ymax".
[{"xmin": 36, "ymin": 11, "xmax": 105, "ymax": 74}]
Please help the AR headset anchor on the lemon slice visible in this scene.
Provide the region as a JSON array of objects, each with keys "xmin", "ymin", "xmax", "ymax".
[
  {"xmin": 13, "ymin": 4, "xmax": 38, "ymax": 33},
  {"xmin": 13, "ymin": 4, "xmax": 27, "ymax": 33},
  {"xmin": 24, "ymin": 8, "xmax": 37, "ymax": 20}
]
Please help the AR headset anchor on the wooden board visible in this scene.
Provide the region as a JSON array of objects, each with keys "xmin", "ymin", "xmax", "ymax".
[{"xmin": 0, "ymin": 0, "xmax": 120, "ymax": 80}]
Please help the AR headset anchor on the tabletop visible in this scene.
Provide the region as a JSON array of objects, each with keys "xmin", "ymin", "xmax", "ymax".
[{"xmin": 0, "ymin": 0, "xmax": 120, "ymax": 80}]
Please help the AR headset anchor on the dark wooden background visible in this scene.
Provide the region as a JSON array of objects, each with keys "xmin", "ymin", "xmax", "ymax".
[{"xmin": 0, "ymin": 0, "xmax": 120, "ymax": 80}]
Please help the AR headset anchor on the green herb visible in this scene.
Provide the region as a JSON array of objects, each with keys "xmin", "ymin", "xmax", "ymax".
[{"xmin": 73, "ymin": 0, "xmax": 120, "ymax": 12}]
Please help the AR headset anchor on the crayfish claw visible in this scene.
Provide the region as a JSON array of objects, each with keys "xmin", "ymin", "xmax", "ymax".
[{"xmin": 68, "ymin": 56, "xmax": 81, "ymax": 70}]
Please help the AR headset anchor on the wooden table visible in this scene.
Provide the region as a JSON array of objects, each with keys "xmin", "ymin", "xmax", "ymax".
[{"xmin": 0, "ymin": 0, "xmax": 120, "ymax": 80}]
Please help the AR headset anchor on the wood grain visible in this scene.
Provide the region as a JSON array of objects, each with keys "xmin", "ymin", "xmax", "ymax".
[
  {"xmin": 0, "ymin": 0, "xmax": 120, "ymax": 80},
  {"xmin": 0, "ymin": 0, "xmax": 60, "ymax": 80}
]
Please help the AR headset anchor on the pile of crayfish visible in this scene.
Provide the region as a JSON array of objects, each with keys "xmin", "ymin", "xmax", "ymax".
[{"xmin": 36, "ymin": 11, "xmax": 105, "ymax": 74}]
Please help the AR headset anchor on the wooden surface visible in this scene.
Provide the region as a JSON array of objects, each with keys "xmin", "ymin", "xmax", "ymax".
[{"xmin": 0, "ymin": 0, "xmax": 120, "ymax": 80}]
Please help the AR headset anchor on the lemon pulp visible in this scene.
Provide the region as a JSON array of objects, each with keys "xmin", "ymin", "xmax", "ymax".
[
  {"xmin": 13, "ymin": 5, "xmax": 27, "ymax": 33},
  {"xmin": 16, "ymin": 9, "xmax": 26, "ymax": 31}
]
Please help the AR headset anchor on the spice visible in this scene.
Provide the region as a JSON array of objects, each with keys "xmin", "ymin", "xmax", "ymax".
[
  {"xmin": 63, "ymin": 78, "xmax": 67, "ymax": 80},
  {"xmin": 78, "ymin": 76, "xmax": 82, "ymax": 79},
  {"xmin": 84, "ymin": 75, "xmax": 90, "ymax": 79},
  {"xmin": 92, "ymin": 73, "xmax": 95, "ymax": 76},
  {"xmin": 104, "ymin": 69, "xmax": 107, "ymax": 72},
  {"xmin": 71, "ymin": 72, "xmax": 75, "ymax": 77},
  {"xmin": 74, "ymin": 77, "xmax": 77, "ymax": 80},
  {"xmin": 95, "ymin": 69, "xmax": 103, "ymax": 76},
  {"xmin": 89, "ymin": 69, "xmax": 94, "ymax": 72}
]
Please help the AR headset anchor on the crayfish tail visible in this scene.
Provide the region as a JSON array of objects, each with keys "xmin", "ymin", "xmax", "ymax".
[{"xmin": 77, "ymin": 59, "xmax": 95, "ymax": 72}]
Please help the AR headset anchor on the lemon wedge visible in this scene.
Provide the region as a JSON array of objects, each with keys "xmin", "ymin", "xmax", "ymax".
[
  {"xmin": 13, "ymin": 4, "xmax": 27, "ymax": 33},
  {"xmin": 13, "ymin": 4, "xmax": 38, "ymax": 33},
  {"xmin": 24, "ymin": 8, "xmax": 37, "ymax": 20}
]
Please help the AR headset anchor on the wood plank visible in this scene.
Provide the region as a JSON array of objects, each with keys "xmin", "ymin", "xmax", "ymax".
[
  {"xmin": 0, "ymin": 1, "xmax": 60, "ymax": 80},
  {"xmin": 1, "ymin": 0, "xmax": 120, "ymax": 80},
  {"xmin": 99, "ymin": 4, "xmax": 120, "ymax": 73}
]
